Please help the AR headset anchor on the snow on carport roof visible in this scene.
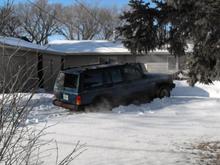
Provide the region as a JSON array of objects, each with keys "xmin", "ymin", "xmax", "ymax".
[
  {"xmin": 0, "ymin": 36, "xmax": 57, "ymax": 53},
  {"xmin": 48, "ymin": 40, "xmax": 170, "ymax": 54},
  {"xmin": 0, "ymin": 37, "xmax": 193, "ymax": 55},
  {"xmin": 48, "ymin": 40, "xmax": 131, "ymax": 54}
]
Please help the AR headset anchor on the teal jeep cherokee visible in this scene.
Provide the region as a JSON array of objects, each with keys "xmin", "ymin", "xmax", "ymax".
[{"xmin": 53, "ymin": 63, "xmax": 175, "ymax": 111}]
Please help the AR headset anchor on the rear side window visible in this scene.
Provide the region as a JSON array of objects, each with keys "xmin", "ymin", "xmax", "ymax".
[
  {"xmin": 110, "ymin": 69, "xmax": 123, "ymax": 83},
  {"xmin": 64, "ymin": 73, "xmax": 78, "ymax": 88},
  {"xmin": 83, "ymin": 71, "xmax": 103, "ymax": 89},
  {"xmin": 123, "ymin": 66, "xmax": 142, "ymax": 81},
  {"xmin": 103, "ymin": 71, "xmax": 112, "ymax": 84}
]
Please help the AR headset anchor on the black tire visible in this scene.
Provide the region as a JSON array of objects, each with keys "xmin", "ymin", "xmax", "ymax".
[{"xmin": 158, "ymin": 87, "xmax": 171, "ymax": 99}]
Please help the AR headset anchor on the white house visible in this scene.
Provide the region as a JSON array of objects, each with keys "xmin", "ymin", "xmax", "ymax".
[{"xmin": 0, "ymin": 37, "xmax": 187, "ymax": 91}]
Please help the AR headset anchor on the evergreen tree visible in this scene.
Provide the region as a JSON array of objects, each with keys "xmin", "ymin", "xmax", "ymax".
[
  {"xmin": 117, "ymin": 0, "xmax": 159, "ymax": 54},
  {"xmin": 118, "ymin": 0, "xmax": 220, "ymax": 85},
  {"xmin": 164, "ymin": 0, "xmax": 220, "ymax": 85}
]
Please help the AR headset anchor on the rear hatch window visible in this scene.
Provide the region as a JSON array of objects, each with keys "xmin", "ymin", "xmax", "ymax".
[
  {"xmin": 54, "ymin": 72, "xmax": 79, "ymax": 104},
  {"xmin": 64, "ymin": 73, "xmax": 78, "ymax": 89},
  {"xmin": 55, "ymin": 72, "xmax": 79, "ymax": 90}
]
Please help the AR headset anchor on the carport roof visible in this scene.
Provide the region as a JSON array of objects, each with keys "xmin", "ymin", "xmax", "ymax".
[
  {"xmin": 0, "ymin": 36, "xmax": 57, "ymax": 53},
  {"xmin": 1, "ymin": 36, "xmax": 192, "ymax": 56},
  {"xmin": 47, "ymin": 40, "xmax": 170, "ymax": 54}
]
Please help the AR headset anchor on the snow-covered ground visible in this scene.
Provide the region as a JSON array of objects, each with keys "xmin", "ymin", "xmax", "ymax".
[{"xmin": 28, "ymin": 81, "xmax": 220, "ymax": 164}]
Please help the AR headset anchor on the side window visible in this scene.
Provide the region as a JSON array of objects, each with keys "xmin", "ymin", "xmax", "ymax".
[
  {"xmin": 83, "ymin": 71, "xmax": 103, "ymax": 89},
  {"xmin": 123, "ymin": 66, "xmax": 142, "ymax": 81},
  {"xmin": 111, "ymin": 69, "xmax": 123, "ymax": 83},
  {"xmin": 103, "ymin": 71, "xmax": 112, "ymax": 84}
]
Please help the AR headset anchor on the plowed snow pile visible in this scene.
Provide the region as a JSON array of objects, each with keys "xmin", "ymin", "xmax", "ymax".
[{"xmin": 23, "ymin": 81, "xmax": 220, "ymax": 164}]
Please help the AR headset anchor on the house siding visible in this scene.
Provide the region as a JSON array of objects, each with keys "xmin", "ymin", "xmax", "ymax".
[
  {"xmin": 42, "ymin": 54, "xmax": 62, "ymax": 91},
  {"xmin": 136, "ymin": 54, "xmax": 179, "ymax": 73},
  {"xmin": 1, "ymin": 43, "xmax": 189, "ymax": 91},
  {"xmin": 0, "ymin": 46, "xmax": 38, "ymax": 91}
]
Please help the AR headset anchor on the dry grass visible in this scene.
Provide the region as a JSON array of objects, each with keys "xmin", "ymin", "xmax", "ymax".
[{"xmin": 192, "ymin": 141, "xmax": 220, "ymax": 165}]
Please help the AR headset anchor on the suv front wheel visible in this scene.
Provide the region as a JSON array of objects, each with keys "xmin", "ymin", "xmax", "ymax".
[{"xmin": 158, "ymin": 87, "xmax": 171, "ymax": 99}]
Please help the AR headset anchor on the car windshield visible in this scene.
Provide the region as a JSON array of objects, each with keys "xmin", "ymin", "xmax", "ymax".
[{"xmin": 55, "ymin": 72, "xmax": 78, "ymax": 89}]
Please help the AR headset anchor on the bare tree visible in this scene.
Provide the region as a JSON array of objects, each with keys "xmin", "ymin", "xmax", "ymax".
[
  {"xmin": 76, "ymin": 2, "xmax": 102, "ymax": 40},
  {"xmin": 16, "ymin": 0, "xmax": 60, "ymax": 45},
  {"xmin": 1, "ymin": 0, "xmax": 122, "ymax": 41},
  {"xmin": 98, "ymin": 7, "xmax": 120, "ymax": 40},
  {"xmin": 56, "ymin": 5, "xmax": 78, "ymax": 40},
  {"xmin": 0, "ymin": 0, "xmax": 20, "ymax": 37},
  {"xmin": 58, "ymin": 1, "xmax": 103, "ymax": 40},
  {"xmin": 0, "ymin": 46, "xmax": 85, "ymax": 164},
  {"xmin": 58, "ymin": 1, "xmax": 121, "ymax": 40}
]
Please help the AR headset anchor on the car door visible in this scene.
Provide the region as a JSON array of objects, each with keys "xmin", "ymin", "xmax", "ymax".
[
  {"xmin": 105, "ymin": 67, "xmax": 127, "ymax": 104},
  {"xmin": 80, "ymin": 70, "xmax": 105, "ymax": 104},
  {"xmin": 122, "ymin": 65, "xmax": 155, "ymax": 100}
]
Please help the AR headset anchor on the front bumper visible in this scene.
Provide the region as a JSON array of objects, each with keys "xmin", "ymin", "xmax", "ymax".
[{"xmin": 53, "ymin": 99, "xmax": 82, "ymax": 111}]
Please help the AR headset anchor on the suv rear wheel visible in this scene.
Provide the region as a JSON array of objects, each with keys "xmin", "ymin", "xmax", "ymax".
[
  {"xmin": 86, "ymin": 97, "xmax": 113, "ymax": 112},
  {"xmin": 158, "ymin": 87, "xmax": 171, "ymax": 99}
]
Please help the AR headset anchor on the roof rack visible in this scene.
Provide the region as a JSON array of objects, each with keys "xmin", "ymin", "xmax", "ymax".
[
  {"xmin": 63, "ymin": 63, "xmax": 102, "ymax": 70},
  {"xmin": 63, "ymin": 62, "xmax": 124, "ymax": 71}
]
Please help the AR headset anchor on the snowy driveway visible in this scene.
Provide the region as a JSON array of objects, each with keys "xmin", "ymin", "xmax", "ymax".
[{"xmin": 33, "ymin": 81, "xmax": 220, "ymax": 165}]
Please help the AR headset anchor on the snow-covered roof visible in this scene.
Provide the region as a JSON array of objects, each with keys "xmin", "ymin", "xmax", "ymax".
[
  {"xmin": 48, "ymin": 40, "xmax": 171, "ymax": 54},
  {"xmin": 0, "ymin": 36, "xmax": 193, "ymax": 55},
  {"xmin": 48, "ymin": 40, "xmax": 131, "ymax": 54},
  {"xmin": 0, "ymin": 36, "xmax": 54, "ymax": 52},
  {"xmin": 0, "ymin": 37, "xmax": 133, "ymax": 55}
]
